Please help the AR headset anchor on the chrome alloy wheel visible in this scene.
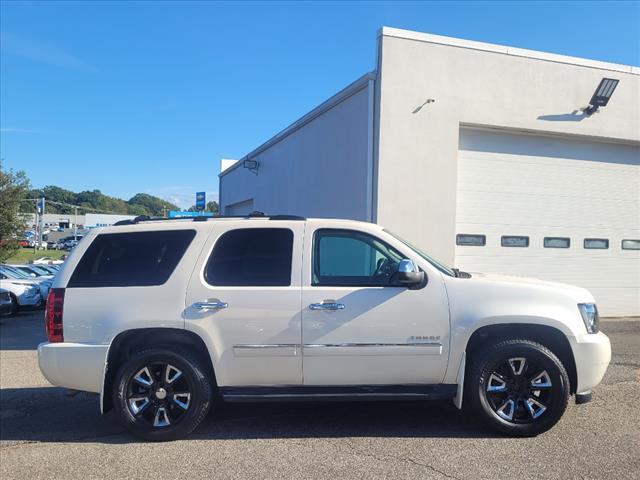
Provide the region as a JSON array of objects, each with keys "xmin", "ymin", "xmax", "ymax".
[
  {"xmin": 484, "ymin": 356, "xmax": 553, "ymax": 423},
  {"xmin": 125, "ymin": 362, "xmax": 192, "ymax": 428}
]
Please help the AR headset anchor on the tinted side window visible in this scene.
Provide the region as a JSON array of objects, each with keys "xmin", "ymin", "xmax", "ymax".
[
  {"xmin": 205, "ymin": 228, "xmax": 293, "ymax": 286},
  {"xmin": 313, "ymin": 229, "xmax": 404, "ymax": 287},
  {"xmin": 68, "ymin": 230, "xmax": 196, "ymax": 288}
]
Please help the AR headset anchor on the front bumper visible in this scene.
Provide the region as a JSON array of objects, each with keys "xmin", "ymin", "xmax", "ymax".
[
  {"xmin": 570, "ymin": 331, "xmax": 611, "ymax": 395},
  {"xmin": 38, "ymin": 342, "xmax": 108, "ymax": 393}
]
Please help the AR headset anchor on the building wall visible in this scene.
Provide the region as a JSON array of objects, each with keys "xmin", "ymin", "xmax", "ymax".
[
  {"xmin": 21, "ymin": 213, "xmax": 85, "ymax": 227},
  {"xmin": 219, "ymin": 75, "xmax": 374, "ymax": 221},
  {"xmin": 455, "ymin": 128, "xmax": 639, "ymax": 316},
  {"xmin": 374, "ymin": 28, "xmax": 640, "ymax": 265},
  {"xmin": 84, "ymin": 213, "xmax": 135, "ymax": 227}
]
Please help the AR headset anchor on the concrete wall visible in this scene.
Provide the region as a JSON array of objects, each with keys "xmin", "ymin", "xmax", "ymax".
[
  {"xmin": 219, "ymin": 75, "xmax": 374, "ymax": 221},
  {"xmin": 374, "ymin": 28, "xmax": 640, "ymax": 264}
]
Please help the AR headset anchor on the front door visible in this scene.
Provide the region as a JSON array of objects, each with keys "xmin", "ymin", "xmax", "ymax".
[
  {"xmin": 301, "ymin": 226, "xmax": 450, "ymax": 386},
  {"xmin": 185, "ymin": 222, "xmax": 304, "ymax": 387}
]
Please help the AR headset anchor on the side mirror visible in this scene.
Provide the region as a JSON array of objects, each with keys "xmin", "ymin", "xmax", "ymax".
[{"xmin": 392, "ymin": 259, "xmax": 426, "ymax": 288}]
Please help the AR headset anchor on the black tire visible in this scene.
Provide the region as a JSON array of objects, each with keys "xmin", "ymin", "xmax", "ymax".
[
  {"xmin": 113, "ymin": 348, "xmax": 212, "ymax": 441},
  {"xmin": 8, "ymin": 294, "xmax": 18, "ymax": 315},
  {"xmin": 466, "ymin": 339, "xmax": 569, "ymax": 437}
]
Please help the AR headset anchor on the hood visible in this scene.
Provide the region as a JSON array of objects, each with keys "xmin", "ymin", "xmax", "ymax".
[{"xmin": 462, "ymin": 272, "xmax": 595, "ymax": 304}]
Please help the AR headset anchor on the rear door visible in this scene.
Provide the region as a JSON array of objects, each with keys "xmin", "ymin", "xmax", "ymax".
[{"xmin": 184, "ymin": 221, "xmax": 305, "ymax": 387}]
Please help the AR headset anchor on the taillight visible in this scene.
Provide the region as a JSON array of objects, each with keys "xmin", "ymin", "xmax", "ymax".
[{"xmin": 45, "ymin": 288, "xmax": 65, "ymax": 342}]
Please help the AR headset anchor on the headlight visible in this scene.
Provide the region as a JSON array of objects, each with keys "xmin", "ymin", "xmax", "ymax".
[{"xmin": 578, "ymin": 303, "xmax": 599, "ymax": 334}]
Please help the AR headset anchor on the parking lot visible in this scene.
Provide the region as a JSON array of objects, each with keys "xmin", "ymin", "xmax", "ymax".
[{"xmin": 1, "ymin": 311, "xmax": 638, "ymax": 480}]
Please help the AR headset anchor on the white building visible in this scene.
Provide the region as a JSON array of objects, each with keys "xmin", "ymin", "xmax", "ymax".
[
  {"xmin": 84, "ymin": 213, "xmax": 136, "ymax": 228},
  {"xmin": 219, "ymin": 27, "xmax": 640, "ymax": 316}
]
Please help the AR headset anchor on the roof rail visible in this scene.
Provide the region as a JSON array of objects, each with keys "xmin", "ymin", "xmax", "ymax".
[{"xmin": 112, "ymin": 213, "xmax": 306, "ymax": 226}]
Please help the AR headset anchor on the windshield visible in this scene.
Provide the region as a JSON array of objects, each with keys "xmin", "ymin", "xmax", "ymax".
[
  {"xmin": 384, "ymin": 229, "xmax": 456, "ymax": 277},
  {"xmin": 0, "ymin": 267, "xmax": 32, "ymax": 280}
]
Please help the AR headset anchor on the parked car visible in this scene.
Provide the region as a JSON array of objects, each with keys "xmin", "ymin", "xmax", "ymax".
[
  {"xmin": 1, "ymin": 266, "xmax": 52, "ymax": 300},
  {"xmin": 34, "ymin": 264, "xmax": 60, "ymax": 275},
  {"xmin": 27, "ymin": 239, "xmax": 48, "ymax": 249},
  {"xmin": 33, "ymin": 257, "xmax": 64, "ymax": 265},
  {"xmin": 54, "ymin": 235, "xmax": 83, "ymax": 251},
  {"xmin": 38, "ymin": 215, "xmax": 611, "ymax": 441},
  {"xmin": 0, "ymin": 288, "xmax": 13, "ymax": 315},
  {"xmin": 0, "ymin": 273, "xmax": 42, "ymax": 313},
  {"xmin": 10, "ymin": 264, "xmax": 55, "ymax": 279}
]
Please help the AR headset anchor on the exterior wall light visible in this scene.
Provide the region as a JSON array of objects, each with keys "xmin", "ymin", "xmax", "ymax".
[
  {"xmin": 583, "ymin": 78, "xmax": 619, "ymax": 116},
  {"xmin": 243, "ymin": 159, "xmax": 259, "ymax": 175}
]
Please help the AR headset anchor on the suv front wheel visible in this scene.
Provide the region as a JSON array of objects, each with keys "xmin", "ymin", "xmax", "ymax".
[
  {"xmin": 113, "ymin": 348, "xmax": 212, "ymax": 441},
  {"xmin": 466, "ymin": 339, "xmax": 570, "ymax": 437}
]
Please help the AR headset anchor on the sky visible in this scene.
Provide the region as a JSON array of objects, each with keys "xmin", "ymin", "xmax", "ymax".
[{"xmin": 1, "ymin": 1, "xmax": 639, "ymax": 209}]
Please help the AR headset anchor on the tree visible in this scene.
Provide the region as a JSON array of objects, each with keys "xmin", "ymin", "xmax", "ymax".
[
  {"xmin": 206, "ymin": 201, "xmax": 219, "ymax": 214},
  {"xmin": 0, "ymin": 161, "xmax": 31, "ymax": 262},
  {"xmin": 127, "ymin": 193, "xmax": 178, "ymax": 216}
]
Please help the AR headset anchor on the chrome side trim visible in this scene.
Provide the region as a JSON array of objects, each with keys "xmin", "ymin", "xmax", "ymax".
[
  {"xmin": 303, "ymin": 342, "xmax": 442, "ymax": 348},
  {"xmin": 232, "ymin": 344, "xmax": 299, "ymax": 358},
  {"xmin": 233, "ymin": 344, "xmax": 299, "ymax": 349}
]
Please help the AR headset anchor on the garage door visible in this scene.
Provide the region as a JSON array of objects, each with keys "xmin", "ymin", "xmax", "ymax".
[
  {"xmin": 225, "ymin": 199, "xmax": 254, "ymax": 216},
  {"xmin": 455, "ymin": 128, "xmax": 640, "ymax": 317}
]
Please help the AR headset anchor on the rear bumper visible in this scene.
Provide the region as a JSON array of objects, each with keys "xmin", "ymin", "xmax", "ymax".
[
  {"xmin": 38, "ymin": 342, "xmax": 108, "ymax": 393},
  {"xmin": 570, "ymin": 331, "xmax": 611, "ymax": 395}
]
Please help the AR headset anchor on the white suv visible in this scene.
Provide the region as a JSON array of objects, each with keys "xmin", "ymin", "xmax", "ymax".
[{"xmin": 38, "ymin": 214, "xmax": 611, "ymax": 441}]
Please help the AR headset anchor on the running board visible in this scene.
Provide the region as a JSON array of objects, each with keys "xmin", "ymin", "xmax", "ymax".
[{"xmin": 220, "ymin": 384, "xmax": 457, "ymax": 403}]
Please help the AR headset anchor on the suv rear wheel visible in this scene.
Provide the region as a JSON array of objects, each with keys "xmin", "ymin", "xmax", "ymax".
[
  {"xmin": 113, "ymin": 348, "xmax": 212, "ymax": 441},
  {"xmin": 466, "ymin": 339, "xmax": 570, "ymax": 437}
]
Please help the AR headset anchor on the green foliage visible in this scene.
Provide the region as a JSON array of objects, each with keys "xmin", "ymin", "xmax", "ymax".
[
  {"xmin": 21, "ymin": 186, "xmax": 179, "ymax": 217},
  {"xmin": 128, "ymin": 193, "xmax": 178, "ymax": 216},
  {"xmin": 206, "ymin": 201, "xmax": 220, "ymax": 214},
  {"xmin": 186, "ymin": 201, "xmax": 219, "ymax": 214},
  {"xmin": 0, "ymin": 161, "xmax": 31, "ymax": 262}
]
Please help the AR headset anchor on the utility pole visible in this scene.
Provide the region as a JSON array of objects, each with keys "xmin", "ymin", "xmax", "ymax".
[
  {"xmin": 33, "ymin": 199, "xmax": 38, "ymax": 254},
  {"xmin": 74, "ymin": 206, "xmax": 78, "ymax": 239},
  {"xmin": 38, "ymin": 198, "xmax": 45, "ymax": 251}
]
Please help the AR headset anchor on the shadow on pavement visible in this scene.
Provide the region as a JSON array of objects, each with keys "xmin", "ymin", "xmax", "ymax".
[
  {"xmin": 0, "ymin": 311, "xmax": 46, "ymax": 350},
  {"xmin": 0, "ymin": 386, "xmax": 496, "ymax": 444}
]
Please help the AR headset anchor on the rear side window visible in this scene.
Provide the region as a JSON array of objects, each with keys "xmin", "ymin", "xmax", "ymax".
[
  {"xmin": 68, "ymin": 230, "xmax": 196, "ymax": 288},
  {"xmin": 205, "ymin": 228, "xmax": 293, "ymax": 286}
]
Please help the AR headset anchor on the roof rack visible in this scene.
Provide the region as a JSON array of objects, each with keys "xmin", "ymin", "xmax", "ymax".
[{"xmin": 113, "ymin": 212, "xmax": 306, "ymax": 226}]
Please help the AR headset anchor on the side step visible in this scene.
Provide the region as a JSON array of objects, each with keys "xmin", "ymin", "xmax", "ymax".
[{"xmin": 220, "ymin": 384, "xmax": 457, "ymax": 403}]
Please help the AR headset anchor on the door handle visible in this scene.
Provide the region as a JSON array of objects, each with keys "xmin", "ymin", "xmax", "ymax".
[
  {"xmin": 193, "ymin": 301, "xmax": 228, "ymax": 310},
  {"xmin": 309, "ymin": 301, "xmax": 345, "ymax": 311}
]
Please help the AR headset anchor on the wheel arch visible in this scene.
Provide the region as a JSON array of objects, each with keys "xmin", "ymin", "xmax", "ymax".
[
  {"xmin": 464, "ymin": 323, "xmax": 577, "ymax": 396},
  {"xmin": 101, "ymin": 328, "xmax": 217, "ymax": 413}
]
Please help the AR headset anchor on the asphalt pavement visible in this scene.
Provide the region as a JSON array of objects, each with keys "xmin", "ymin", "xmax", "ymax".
[{"xmin": 1, "ymin": 310, "xmax": 638, "ymax": 479}]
